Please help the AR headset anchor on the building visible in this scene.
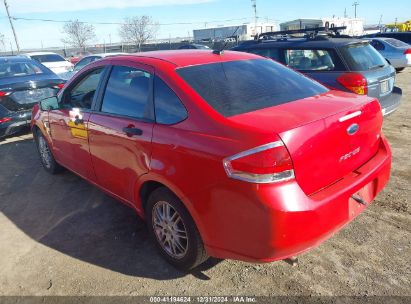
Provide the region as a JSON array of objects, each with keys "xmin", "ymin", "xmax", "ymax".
[
  {"xmin": 280, "ymin": 18, "xmax": 364, "ymax": 37},
  {"xmin": 385, "ymin": 20, "xmax": 411, "ymax": 32},
  {"xmin": 193, "ymin": 23, "xmax": 278, "ymax": 42}
]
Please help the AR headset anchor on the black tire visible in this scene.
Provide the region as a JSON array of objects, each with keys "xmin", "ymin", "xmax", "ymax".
[
  {"xmin": 396, "ymin": 68, "xmax": 405, "ymax": 73},
  {"xmin": 145, "ymin": 187, "xmax": 208, "ymax": 270},
  {"xmin": 34, "ymin": 129, "xmax": 63, "ymax": 174}
]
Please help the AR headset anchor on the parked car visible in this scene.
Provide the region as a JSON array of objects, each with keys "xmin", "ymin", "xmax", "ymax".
[
  {"xmin": 69, "ymin": 51, "xmax": 92, "ymax": 65},
  {"xmin": 364, "ymin": 32, "xmax": 411, "ymax": 45},
  {"xmin": 60, "ymin": 53, "xmax": 128, "ymax": 80},
  {"xmin": 23, "ymin": 52, "xmax": 74, "ymax": 75},
  {"xmin": 31, "ymin": 51, "xmax": 391, "ymax": 270},
  {"xmin": 365, "ymin": 37, "xmax": 411, "ymax": 72},
  {"xmin": 232, "ymin": 32, "xmax": 402, "ymax": 116},
  {"xmin": 178, "ymin": 44, "xmax": 210, "ymax": 49},
  {"xmin": 0, "ymin": 56, "xmax": 64, "ymax": 138}
]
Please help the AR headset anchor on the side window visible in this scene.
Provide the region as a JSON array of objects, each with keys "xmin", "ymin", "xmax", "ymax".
[
  {"xmin": 247, "ymin": 48, "xmax": 280, "ymax": 61},
  {"xmin": 285, "ymin": 49, "xmax": 336, "ymax": 71},
  {"xmin": 154, "ymin": 76, "xmax": 187, "ymax": 125},
  {"xmin": 101, "ymin": 66, "xmax": 152, "ymax": 119},
  {"xmin": 370, "ymin": 40, "xmax": 384, "ymax": 51},
  {"xmin": 64, "ymin": 68, "xmax": 104, "ymax": 109}
]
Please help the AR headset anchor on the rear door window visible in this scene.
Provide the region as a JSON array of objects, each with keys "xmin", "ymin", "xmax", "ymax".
[
  {"xmin": 154, "ymin": 76, "xmax": 187, "ymax": 124},
  {"xmin": 177, "ymin": 59, "xmax": 328, "ymax": 117},
  {"xmin": 100, "ymin": 66, "xmax": 152, "ymax": 119},
  {"xmin": 341, "ymin": 43, "xmax": 388, "ymax": 71},
  {"xmin": 284, "ymin": 49, "xmax": 338, "ymax": 71}
]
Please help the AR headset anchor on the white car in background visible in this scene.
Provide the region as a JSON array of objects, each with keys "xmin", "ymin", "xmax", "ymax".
[
  {"xmin": 22, "ymin": 52, "xmax": 73, "ymax": 75},
  {"xmin": 59, "ymin": 52, "xmax": 127, "ymax": 80}
]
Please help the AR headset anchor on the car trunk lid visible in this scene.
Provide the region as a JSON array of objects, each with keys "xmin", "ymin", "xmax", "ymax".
[
  {"xmin": 229, "ymin": 91, "xmax": 383, "ymax": 195},
  {"xmin": 0, "ymin": 79, "xmax": 61, "ymax": 111}
]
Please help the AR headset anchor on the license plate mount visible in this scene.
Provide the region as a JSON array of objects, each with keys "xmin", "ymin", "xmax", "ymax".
[{"xmin": 380, "ymin": 79, "xmax": 389, "ymax": 94}]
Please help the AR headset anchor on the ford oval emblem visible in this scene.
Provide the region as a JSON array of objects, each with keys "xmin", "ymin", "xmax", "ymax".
[{"xmin": 347, "ymin": 123, "xmax": 359, "ymax": 135}]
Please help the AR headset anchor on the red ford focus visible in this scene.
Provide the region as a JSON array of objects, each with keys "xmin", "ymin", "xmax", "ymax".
[{"xmin": 31, "ymin": 50, "xmax": 391, "ymax": 270}]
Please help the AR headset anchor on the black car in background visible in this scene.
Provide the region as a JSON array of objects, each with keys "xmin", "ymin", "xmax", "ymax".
[{"xmin": 0, "ymin": 56, "xmax": 64, "ymax": 138}]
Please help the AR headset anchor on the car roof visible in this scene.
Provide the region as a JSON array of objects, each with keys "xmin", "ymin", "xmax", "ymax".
[
  {"xmin": 377, "ymin": 32, "xmax": 411, "ymax": 35},
  {"xmin": 110, "ymin": 50, "xmax": 261, "ymax": 68},
  {"xmin": 84, "ymin": 52, "xmax": 128, "ymax": 58},
  {"xmin": 365, "ymin": 37, "xmax": 393, "ymax": 41},
  {"xmin": 236, "ymin": 37, "xmax": 367, "ymax": 49}
]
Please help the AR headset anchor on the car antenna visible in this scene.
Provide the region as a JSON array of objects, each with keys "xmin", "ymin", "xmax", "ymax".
[{"xmin": 213, "ymin": 26, "xmax": 241, "ymax": 55}]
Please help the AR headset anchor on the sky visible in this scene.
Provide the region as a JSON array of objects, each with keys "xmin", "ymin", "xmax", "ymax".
[{"xmin": 0, "ymin": 0, "xmax": 408, "ymax": 51}]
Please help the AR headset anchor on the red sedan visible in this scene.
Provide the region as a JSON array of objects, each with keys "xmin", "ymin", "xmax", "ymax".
[{"xmin": 31, "ymin": 50, "xmax": 391, "ymax": 270}]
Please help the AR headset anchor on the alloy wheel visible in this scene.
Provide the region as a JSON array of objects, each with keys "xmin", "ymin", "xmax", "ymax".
[
  {"xmin": 38, "ymin": 136, "xmax": 52, "ymax": 169},
  {"xmin": 152, "ymin": 201, "xmax": 189, "ymax": 259}
]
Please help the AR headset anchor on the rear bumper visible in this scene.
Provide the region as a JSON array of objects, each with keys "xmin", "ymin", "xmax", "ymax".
[
  {"xmin": 380, "ymin": 86, "xmax": 402, "ymax": 116},
  {"xmin": 191, "ymin": 136, "xmax": 391, "ymax": 263},
  {"xmin": 0, "ymin": 120, "xmax": 29, "ymax": 138},
  {"xmin": 0, "ymin": 111, "xmax": 31, "ymax": 138}
]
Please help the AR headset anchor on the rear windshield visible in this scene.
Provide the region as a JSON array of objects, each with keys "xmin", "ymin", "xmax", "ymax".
[
  {"xmin": 385, "ymin": 38, "xmax": 409, "ymax": 48},
  {"xmin": 31, "ymin": 54, "xmax": 66, "ymax": 63},
  {"xmin": 177, "ymin": 59, "xmax": 328, "ymax": 117},
  {"xmin": 0, "ymin": 61, "xmax": 47, "ymax": 79},
  {"xmin": 341, "ymin": 43, "xmax": 388, "ymax": 71}
]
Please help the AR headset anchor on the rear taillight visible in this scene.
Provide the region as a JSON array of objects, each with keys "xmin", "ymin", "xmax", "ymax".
[
  {"xmin": 0, "ymin": 91, "xmax": 11, "ymax": 97},
  {"xmin": 404, "ymin": 49, "xmax": 411, "ymax": 54},
  {"xmin": 0, "ymin": 117, "xmax": 12, "ymax": 124},
  {"xmin": 337, "ymin": 73, "xmax": 368, "ymax": 95},
  {"xmin": 223, "ymin": 141, "xmax": 294, "ymax": 183}
]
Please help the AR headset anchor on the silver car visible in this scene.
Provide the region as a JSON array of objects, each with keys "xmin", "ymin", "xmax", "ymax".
[{"xmin": 366, "ymin": 37, "xmax": 411, "ymax": 72}]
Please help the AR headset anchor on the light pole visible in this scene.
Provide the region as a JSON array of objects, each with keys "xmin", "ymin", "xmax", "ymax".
[
  {"xmin": 352, "ymin": 2, "xmax": 359, "ymax": 19},
  {"xmin": 3, "ymin": 0, "xmax": 20, "ymax": 52}
]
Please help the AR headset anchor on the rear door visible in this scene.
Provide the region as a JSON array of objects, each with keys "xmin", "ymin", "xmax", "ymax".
[{"xmin": 88, "ymin": 61, "xmax": 154, "ymax": 203}]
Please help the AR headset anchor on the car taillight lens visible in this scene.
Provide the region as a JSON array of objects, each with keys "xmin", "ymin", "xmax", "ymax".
[
  {"xmin": 54, "ymin": 83, "xmax": 65, "ymax": 90},
  {"xmin": 404, "ymin": 49, "xmax": 411, "ymax": 54},
  {"xmin": 0, "ymin": 117, "xmax": 12, "ymax": 124},
  {"xmin": 0, "ymin": 91, "xmax": 10, "ymax": 97},
  {"xmin": 223, "ymin": 141, "xmax": 295, "ymax": 183},
  {"xmin": 337, "ymin": 73, "xmax": 368, "ymax": 95}
]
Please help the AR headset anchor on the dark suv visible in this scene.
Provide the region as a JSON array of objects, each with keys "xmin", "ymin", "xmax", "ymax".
[{"xmin": 232, "ymin": 29, "xmax": 402, "ymax": 116}]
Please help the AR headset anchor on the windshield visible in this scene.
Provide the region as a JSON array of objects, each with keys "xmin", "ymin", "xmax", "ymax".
[
  {"xmin": 177, "ymin": 59, "xmax": 328, "ymax": 117},
  {"xmin": 0, "ymin": 61, "xmax": 47, "ymax": 79},
  {"xmin": 341, "ymin": 43, "xmax": 387, "ymax": 71},
  {"xmin": 385, "ymin": 38, "xmax": 410, "ymax": 48},
  {"xmin": 31, "ymin": 54, "xmax": 66, "ymax": 63}
]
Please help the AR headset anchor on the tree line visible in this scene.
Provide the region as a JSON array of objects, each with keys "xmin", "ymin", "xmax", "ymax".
[{"xmin": 62, "ymin": 16, "xmax": 158, "ymax": 52}]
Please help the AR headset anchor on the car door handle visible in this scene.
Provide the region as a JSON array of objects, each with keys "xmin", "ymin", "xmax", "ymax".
[{"xmin": 123, "ymin": 127, "xmax": 143, "ymax": 136}]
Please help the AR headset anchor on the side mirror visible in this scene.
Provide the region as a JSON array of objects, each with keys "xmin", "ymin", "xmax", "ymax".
[{"xmin": 40, "ymin": 96, "xmax": 60, "ymax": 111}]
